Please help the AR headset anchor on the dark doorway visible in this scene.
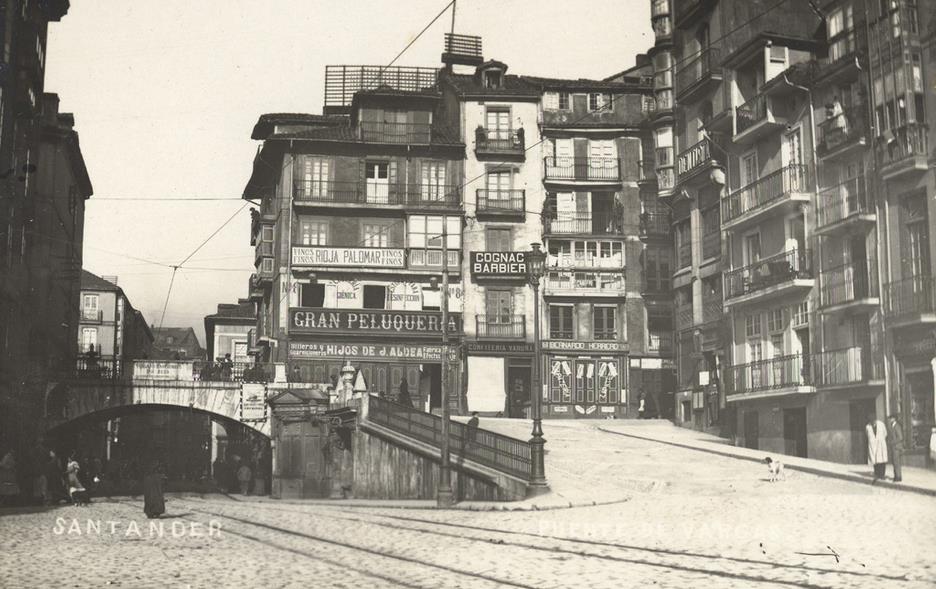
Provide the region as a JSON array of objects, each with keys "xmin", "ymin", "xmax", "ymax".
[
  {"xmin": 849, "ymin": 397, "xmax": 876, "ymax": 463},
  {"xmin": 783, "ymin": 407, "xmax": 808, "ymax": 458},
  {"xmin": 507, "ymin": 364, "xmax": 531, "ymax": 418},
  {"xmin": 743, "ymin": 410, "xmax": 759, "ymax": 449},
  {"xmin": 424, "ymin": 364, "xmax": 442, "ymax": 410}
]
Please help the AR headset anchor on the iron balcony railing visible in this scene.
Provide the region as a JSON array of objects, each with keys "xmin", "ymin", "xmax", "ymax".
[
  {"xmin": 735, "ymin": 92, "xmax": 768, "ymax": 134},
  {"xmin": 546, "ymin": 215, "xmax": 623, "ymax": 236},
  {"xmin": 884, "ymin": 274, "xmax": 936, "ymax": 318},
  {"xmin": 359, "ymin": 121, "xmax": 433, "ymax": 144},
  {"xmin": 550, "ymin": 327, "xmax": 574, "ymax": 340},
  {"xmin": 293, "ymin": 180, "xmax": 462, "ymax": 207},
  {"xmin": 476, "ymin": 189, "xmax": 525, "ymax": 214},
  {"xmin": 818, "ymin": 111, "xmax": 864, "ymax": 156},
  {"xmin": 648, "ymin": 332, "xmax": 674, "ymax": 353},
  {"xmin": 546, "ymin": 271, "xmax": 624, "ymax": 294},
  {"xmin": 475, "ymin": 316, "xmax": 526, "ymax": 339},
  {"xmin": 639, "ymin": 211, "xmax": 671, "ymax": 237},
  {"xmin": 324, "ymin": 65, "xmax": 438, "ymax": 108},
  {"xmin": 725, "ymin": 353, "xmax": 812, "ymax": 396},
  {"xmin": 722, "ymin": 164, "xmax": 811, "ymax": 223},
  {"xmin": 877, "ymin": 123, "xmax": 929, "ymax": 169},
  {"xmin": 543, "ymin": 157, "xmax": 621, "ymax": 182},
  {"xmin": 816, "ymin": 176, "xmax": 870, "ymax": 229},
  {"xmin": 294, "ymin": 180, "xmax": 368, "ymax": 204},
  {"xmin": 80, "ymin": 309, "xmax": 103, "ymax": 323},
  {"xmin": 367, "ymin": 395, "xmax": 532, "ymax": 481},
  {"xmin": 675, "ymin": 47, "xmax": 721, "ymax": 95},
  {"xmin": 475, "ymin": 128, "xmax": 524, "ymax": 154},
  {"xmin": 813, "ymin": 346, "xmax": 884, "ymax": 388},
  {"xmin": 819, "ymin": 258, "xmax": 879, "ymax": 308},
  {"xmin": 724, "ymin": 248, "xmax": 813, "ymax": 299},
  {"xmin": 677, "ymin": 137, "xmax": 717, "ymax": 180}
]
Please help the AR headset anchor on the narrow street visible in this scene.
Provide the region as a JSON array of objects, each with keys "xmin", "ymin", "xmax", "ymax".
[{"xmin": 2, "ymin": 424, "xmax": 934, "ymax": 589}]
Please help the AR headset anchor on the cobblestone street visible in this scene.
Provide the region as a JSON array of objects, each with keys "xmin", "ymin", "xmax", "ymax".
[{"xmin": 2, "ymin": 423, "xmax": 935, "ymax": 588}]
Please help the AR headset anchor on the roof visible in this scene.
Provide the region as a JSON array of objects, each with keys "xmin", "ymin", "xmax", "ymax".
[
  {"xmin": 206, "ymin": 302, "xmax": 256, "ymax": 320},
  {"xmin": 251, "ymin": 113, "xmax": 348, "ymax": 140},
  {"xmin": 443, "ymin": 73, "xmax": 541, "ymax": 99},
  {"xmin": 521, "ymin": 75, "xmax": 650, "ymax": 92},
  {"xmin": 151, "ymin": 327, "xmax": 201, "ymax": 346},
  {"xmin": 81, "ymin": 270, "xmax": 120, "ymax": 292}
]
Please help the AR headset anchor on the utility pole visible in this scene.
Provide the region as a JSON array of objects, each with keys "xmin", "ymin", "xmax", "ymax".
[{"xmin": 437, "ymin": 220, "xmax": 454, "ymax": 507}]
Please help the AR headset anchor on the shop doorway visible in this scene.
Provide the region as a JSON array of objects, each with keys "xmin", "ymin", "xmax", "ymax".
[
  {"xmin": 507, "ymin": 365, "xmax": 531, "ymax": 418},
  {"xmin": 423, "ymin": 364, "xmax": 442, "ymax": 411},
  {"xmin": 743, "ymin": 411, "xmax": 759, "ymax": 449},
  {"xmin": 783, "ymin": 407, "xmax": 808, "ymax": 458},
  {"xmin": 849, "ymin": 397, "xmax": 876, "ymax": 463}
]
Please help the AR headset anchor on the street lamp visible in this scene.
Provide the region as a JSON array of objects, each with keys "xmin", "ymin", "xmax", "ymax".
[{"xmin": 526, "ymin": 242, "xmax": 548, "ymax": 493}]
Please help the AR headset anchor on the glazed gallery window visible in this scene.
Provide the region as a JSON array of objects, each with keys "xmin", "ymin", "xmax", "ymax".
[
  {"xmin": 408, "ymin": 215, "xmax": 460, "ymax": 268},
  {"xmin": 299, "ymin": 220, "xmax": 328, "ymax": 246},
  {"xmin": 485, "ymin": 107, "xmax": 510, "ymax": 139},
  {"xmin": 362, "ymin": 223, "xmax": 390, "ymax": 248},
  {"xmin": 421, "ymin": 162, "xmax": 447, "ymax": 202},
  {"xmin": 549, "ymin": 305, "xmax": 574, "ymax": 339}
]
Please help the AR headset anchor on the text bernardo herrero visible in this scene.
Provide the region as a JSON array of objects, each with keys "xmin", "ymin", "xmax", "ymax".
[{"xmin": 53, "ymin": 517, "xmax": 222, "ymax": 538}]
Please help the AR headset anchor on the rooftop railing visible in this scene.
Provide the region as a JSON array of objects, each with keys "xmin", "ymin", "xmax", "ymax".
[{"xmin": 324, "ymin": 65, "xmax": 438, "ymax": 108}]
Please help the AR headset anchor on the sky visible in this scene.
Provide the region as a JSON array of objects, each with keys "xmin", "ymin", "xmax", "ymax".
[{"xmin": 44, "ymin": 0, "xmax": 653, "ymax": 345}]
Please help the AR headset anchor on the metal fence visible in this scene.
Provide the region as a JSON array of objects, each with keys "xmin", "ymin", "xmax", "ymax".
[{"xmin": 367, "ymin": 395, "xmax": 532, "ymax": 481}]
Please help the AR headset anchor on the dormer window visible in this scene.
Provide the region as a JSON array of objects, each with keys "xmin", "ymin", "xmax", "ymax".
[
  {"xmin": 476, "ymin": 60, "xmax": 508, "ymax": 90},
  {"xmin": 484, "ymin": 69, "xmax": 503, "ymax": 89}
]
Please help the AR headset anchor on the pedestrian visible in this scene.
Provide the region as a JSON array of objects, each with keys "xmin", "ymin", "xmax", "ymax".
[
  {"xmin": 142, "ymin": 461, "xmax": 166, "ymax": 519},
  {"xmin": 866, "ymin": 413, "xmax": 889, "ymax": 481},
  {"xmin": 466, "ymin": 411, "xmax": 480, "ymax": 447},
  {"xmin": 397, "ymin": 376, "xmax": 413, "ymax": 408},
  {"xmin": 237, "ymin": 461, "xmax": 252, "ymax": 496},
  {"xmin": 44, "ymin": 450, "xmax": 65, "ymax": 505},
  {"xmin": 65, "ymin": 453, "xmax": 89, "ymax": 505},
  {"xmin": 637, "ymin": 391, "xmax": 646, "ymax": 419},
  {"xmin": 886, "ymin": 413, "xmax": 905, "ymax": 483},
  {"xmin": 221, "ymin": 353, "xmax": 234, "ymax": 381},
  {"xmin": 289, "ymin": 364, "xmax": 302, "ymax": 383},
  {"xmin": 0, "ymin": 449, "xmax": 20, "ymax": 506}
]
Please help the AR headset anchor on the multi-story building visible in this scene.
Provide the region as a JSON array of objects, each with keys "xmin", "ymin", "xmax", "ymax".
[
  {"xmin": 78, "ymin": 271, "xmax": 153, "ymax": 369},
  {"xmin": 243, "ymin": 68, "xmax": 466, "ymax": 412},
  {"xmin": 658, "ymin": 0, "xmax": 936, "ymax": 466},
  {"xmin": 150, "ymin": 327, "xmax": 206, "ymax": 361},
  {"xmin": 204, "ymin": 302, "xmax": 256, "ymax": 362}
]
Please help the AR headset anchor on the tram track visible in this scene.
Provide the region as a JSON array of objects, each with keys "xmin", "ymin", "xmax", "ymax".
[{"xmin": 171, "ymin": 497, "xmax": 920, "ymax": 588}]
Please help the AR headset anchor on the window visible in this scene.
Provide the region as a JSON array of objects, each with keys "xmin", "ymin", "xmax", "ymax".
[
  {"xmin": 421, "ymin": 161, "xmax": 447, "ymax": 202},
  {"xmin": 82, "ymin": 294, "xmax": 100, "ymax": 321},
  {"xmin": 408, "ymin": 215, "xmax": 460, "ymax": 268},
  {"xmin": 485, "ymin": 289, "xmax": 513, "ymax": 324},
  {"xmin": 745, "ymin": 313, "xmax": 762, "ymax": 338},
  {"xmin": 299, "ymin": 220, "xmax": 328, "ymax": 246},
  {"xmin": 828, "ymin": 5, "xmax": 855, "ymax": 61},
  {"xmin": 486, "ymin": 227, "xmax": 512, "ymax": 251},
  {"xmin": 300, "ymin": 283, "xmax": 325, "ymax": 307},
  {"xmin": 484, "ymin": 69, "xmax": 502, "ymax": 88},
  {"xmin": 593, "ymin": 306, "xmax": 617, "ymax": 340},
  {"xmin": 549, "ymin": 305, "xmax": 574, "ymax": 339},
  {"xmin": 675, "ymin": 220, "xmax": 691, "ymax": 268},
  {"xmin": 363, "ymin": 223, "xmax": 390, "ymax": 248},
  {"xmin": 644, "ymin": 247, "xmax": 671, "ymax": 292},
  {"xmin": 901, "ymin": 193, "xmax": 930, "ymax": 279},
  {"xmin": 298, "ymin": 156, "xmax": 329, "ymax": 198},
  {"xmin": 558, "ymin": 92, "xmax": 570, "ymax": 110},
  {"xmin": 588, "ymin": 92, "xmax": 612, "ymax": 112},
  {"xmin": 546, "ymin": 91, "xmax": 570, "ymax": 110},
  {"xmin": 366, "ymin": 162, "xmax": 391, "ymax": 203},
  {"xmin": 363, "ymin": 285, "xmax": 386, "ymax": 309},
  {"xmin": 485, "ymin": 107, "xmax": 510, "ymax": 139},
  {"xmin": 485, "ymin": 169, "xmax": 512, "ymax": 198},
  {"xmin": 81, "ymin": 328, "xmax": 97, "ymax": 352},
  {"xmin": 791, "ymin": 302, "xmax": 809, "ymax": 327},
  {"xmin": 767, "ymin": 308, "xmax": 785, "ymax": 333}
]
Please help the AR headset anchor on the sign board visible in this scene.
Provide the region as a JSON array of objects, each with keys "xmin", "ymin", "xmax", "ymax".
[
  {"xmin": 290, "ymin": 308, "xmax": 461, "ymax": 336},
  {"xmin": 466, "ymin": 342, "xmax": 534, "ymax": 355},
  {"xmin": 292, "ymin": 246, "xmax": 405, "ymax": 268},
  {"xmin": 288, "ymin": 341, "xmax": 458, "ymax": 361},
  {"xmin": 240, "ymin": 383, "xmax": 267, "ymax": 422},
  {"xmin": 132, "ymin": 360, "xmax": 194, "ymax": 380},
  {"xmin": 543, "ymin": 340, "xmax": 627, "ymax": 353},
  {"xmin": 470, "ymin": 251, "xmax": 528, "ymax": 278}
]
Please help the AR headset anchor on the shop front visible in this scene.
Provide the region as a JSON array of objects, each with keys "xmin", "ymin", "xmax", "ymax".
[
  {"xmin": 892, "ymin": 330, "xmax": 936, "ymax": 467},
  {"xmin": 287, "ymin": 308, "xmax": 462, "ymax": 413},
  {"xmin": 542, "ymin": 340, "xmax": 627, "ymax": 418},
  {"xmin": 464, "ymin": 342, "xmax": 534, "ymax": 417}
]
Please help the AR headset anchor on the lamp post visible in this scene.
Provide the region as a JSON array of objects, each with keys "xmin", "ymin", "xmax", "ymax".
[{"xmin": 526, "ymin": 242, "xmax": 548, "ymax": 492}]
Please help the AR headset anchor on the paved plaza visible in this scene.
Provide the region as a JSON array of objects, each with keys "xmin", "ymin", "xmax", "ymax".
[{"xmin": 2, "ymin": 422, "xmax": 934, "ymax": 588}]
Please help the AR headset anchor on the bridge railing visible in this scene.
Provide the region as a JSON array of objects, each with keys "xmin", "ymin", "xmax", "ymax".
[
  {"xmin": 367, "ymin": 395, "xmax": 532, "ymax": 481},
  {"xmin": 192, "ymin": 361, "xmax": 275, "ymax": 383},
  {"xmin": 73, "ymin": 357, "xmax": 125, "ymax": 379}
]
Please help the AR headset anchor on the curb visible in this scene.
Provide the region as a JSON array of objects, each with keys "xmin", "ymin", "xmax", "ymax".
[{"xmin": 597, "ymin": 426, "xmax": 936, "ymax": 498}]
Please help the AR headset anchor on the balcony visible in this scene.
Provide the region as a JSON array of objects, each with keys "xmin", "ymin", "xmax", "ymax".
[
  {"xmin": 817, "ymin": 28, "xmax": 865, "ymax": 85},
  {"xmin": 255, "ymin": 240, "xmax": 274, "ymax": 263},
  {"xmin": 724, "ymin": 248, "xmax": 814, "ymax": 307},
  {"xmin": 883, "ymin": 275, "xmax": 936, "ymax": 328},
  {"xmin": 545, "ymin": 215, "xmax": 623, "ymax": 236},
  {"xmin": 675, "ymin": 47, "xmax": 722, "ymax": 102},
  {"xmin": 549, "ymin": 250, "xmax": 625, "ymax": 271},
  {"xmin": 475, "ymin": 189, "xmax": 525, "ymax": 219},
  {"xmin": 876, "ymin": 124, "xmax": 929, "ymax": 180},
  {"xmin": 639, "ymin": 211, "xmax": 671, "ymax": 241},
  {"xmin": 648, "ymin": 332, "xmax": 674, "ymax": 354},
  {"xmin": 293, "ymin": 180, "xmax": 462, "ymax": 209},
  {"xmin": 408, "ymin": 249, "xmax": 460, "ymax": 271},
  {"xmin": 475, "ymin": 316, "xmax": 526, "ymax": 340},
  {"xmin": 248, "ymin": 274, "xmax": 264, "ymax": 301},
  {"xmin": 721, "ymin": 165, "xmax": 812, "ymax": 230},
  {"xmin": 676, "ymin": 303, "xmax": 693, "ymax": 332},
  {"xmin": 80, "ymin": 309, "xmax": 103, "ymax": 323},
  {"xmin": 817, "ymin": 112, "xmax": 867, "ymax": 160},
  {"xmin": 818, "ymin": 259, "xmax": 880, "ymax": 314},
  {"xmin": 815, "ymin": 176, "xmax": 875, "ymax": 236},
  {"xmin": 676, "ymin": 137, "xmax": 722, "ymax": 186},
  {"xmin": 813, "ymin": 346, "xmax": 884, "ymax": 390},
  {"xmin": 475, "ymin": 128, "xmax": 525, "ymax": 160},
  {"xmin": 294, "ymin": 180, "xmax": 365, "ymax": 205},
  {"xmin": 725, "ymin": 354, "xmax": 815, "ymax": 400},
  {"xmin": 543, "ymin": 157, "xmax": 621, "ymax": 183},
  {"xmin": 359, "ymin": 121, "xmax": 432, "ymax": 144},
  {"xmin": 544, "ymin": 271, "xmax": 624, "ymax": 297},
  {"xmin": 734, "ymin": 92, "xmax": 789, "ymax": 145}
]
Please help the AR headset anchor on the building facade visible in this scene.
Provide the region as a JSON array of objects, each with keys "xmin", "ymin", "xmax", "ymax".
[
  {"xmin": 657, "ymin": 0, "xmax": 936, "ymax": 466},
  {"xmin": 204, "ymin": 301, "xmax": 256, "ymax": 362},
  {"xmin": 78, "ymin": 271, "xmax": 153, "ymax": 366},
  {"xmin": 150, "ymin": 326, "xmax": 206, "ymax": 361}
]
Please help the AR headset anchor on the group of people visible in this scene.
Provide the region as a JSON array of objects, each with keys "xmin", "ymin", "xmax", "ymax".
[
  {"xmin": 212, "ymin": 454, "xmax": 263, "ymax": 496},
  {"xmin": 866, "ymin": 413, "xmax": 906, "ymax": 483},
  {"xmin": 198, "ymin": 353, "xmax": 235, "ymax": 381},
  {"xmin": 0, "ymin": 448, "xmax": 98, "ymax": 507}
]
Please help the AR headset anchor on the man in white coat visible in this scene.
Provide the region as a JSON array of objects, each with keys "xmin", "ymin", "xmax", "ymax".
[{"xmin": 866, "ymin": 413, "xmax": 888, "ymax": 481}]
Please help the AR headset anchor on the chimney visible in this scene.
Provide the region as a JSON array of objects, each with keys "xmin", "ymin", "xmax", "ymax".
[
  {"xmin": 102, "ymin": 275, "xmax": 118, "ymax": 286},
  {"xmin": 41, "ymin": 93, "xmax": 60, "ymax": 125}
]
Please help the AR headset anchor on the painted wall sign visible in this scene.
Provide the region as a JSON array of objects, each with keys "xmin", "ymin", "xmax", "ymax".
[
  {"xmin": 466, "ymin": 342, "xmax": 534, "ymax": 354},
  {"xmin": 470, "ymin": 251, "xmax": 528, "ymax": 277},
  {"xmin": 288, "ymin": 341, "xmax": 458, "ymax": 361},
  {"xmin": 542, "ymin": 340, "xmax": 627, "ymax": 353},
  {"xmin": 292, "ymin": 246, "xmax": 405, "ymax": 268},
  {"xmin": 290, "ymin": 308, "xmax": 461, "ymax": 336},
  {"xmin": 132, "ymin": 360, "xmax": 194, "ymax": 380},
  {"xmin": 240, "ymin": 383, "xmax": 268, "ymax": 422}
]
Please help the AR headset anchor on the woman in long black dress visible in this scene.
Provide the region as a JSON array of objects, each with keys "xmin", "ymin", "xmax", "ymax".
[{"xmin": 142, "ymin": 461, "xmax": 165, "ymax": 519}]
